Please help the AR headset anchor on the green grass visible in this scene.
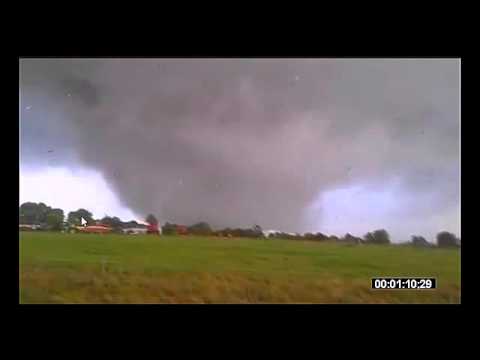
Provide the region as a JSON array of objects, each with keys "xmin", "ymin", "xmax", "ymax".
[{"xmin": 19, "ymin": 232, "xmax": 461, "ymax": 304}]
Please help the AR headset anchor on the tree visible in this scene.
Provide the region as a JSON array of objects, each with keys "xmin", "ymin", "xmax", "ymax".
[
  {"xmin": 146, "ymin": 214, "xmax": 158, "ymax": 226},
  {"xmin": 226, "ymin": 226, "xmax": 265, "ymax": 238},
  {"xmin": 436, "ymin": 231, "xmax": 459, "ymax": 248},
  {"xmin": 46, "ymin": 210, "xmax": 64, "ymax": 231},
  {"xmin": 328, "ymin": 235, "xmax": 340, "ymax": 242},
  {"xmin": 342, "ymin": 233, "xmax": 363, "ymax": 244},
  {"xmin": 313, "ymin": 232, "xmax": 328, "ymax": 241},
  {"xmin": 217, "ymin": 228, "xmax": 233, "ymax": 237},
  {"xmin": 411, "ymin": 235, "xmax": 431, "ymax": 247},
  {"xmin": 364, "ymin": 229, "xmax": 390, "ymax": 245},
  {"xmin": 252, "ymin": 224, "xmax": 264, "ymax": 237},
  {"xmin": 188, "ymin": 222, "xmax": 213, "ymax": 236},
  {"xmin": 20, "ymin": 202, "xmax": 52, "ymax": 225},
  {"xmin": 124, "ymin": 220, "xmax": 145, "ymax": 228},
  {"xmin": 67, "ymin": 209, "xmax": 94, "ymax": 226},
  {"xmin": 162, "ymin": 222, "xmax": 176, "ymax": 235},
  {"xmin": 20, "ymin": 202, "xmax": 65, "ymax": 230},
  {"xmin": 101, "ymin": 216, "xmax": 123, "ymax": 229},
  {"xmin": 37, "ymin": 202, "xmax": 50, "ymax": 223},
  {"xmin": 364, "ymin": 232, "xmax": 374, "ymax": 243},
  {"xmin": 20, "ymin": 202, "xmax": 40, "ymax": 224},
  {"xmin": 231, "ymin": 228, "xmax": 244, "ymax": 237}
]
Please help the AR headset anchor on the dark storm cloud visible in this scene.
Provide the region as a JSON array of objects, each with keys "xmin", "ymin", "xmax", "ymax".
[
  {"xmin": 19, "ymin": 59, "xmax": 460, "ymax": 232},
  {"xmin": 60, "ymin": 76, "xmax": 100, "ymax": 107}
]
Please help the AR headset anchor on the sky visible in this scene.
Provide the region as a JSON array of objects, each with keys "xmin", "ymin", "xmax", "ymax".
[
  {"xmin": 19, "ymin": 58, "xmax": 460, "ymax": 242},
  {"xmin": 19, "ymin": 166, "xmax": 139, "ymax": 221}
]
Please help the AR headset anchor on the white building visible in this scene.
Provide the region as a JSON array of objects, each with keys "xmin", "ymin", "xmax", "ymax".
[
  {"xmin": 122, "ymin": 227, "xmax": 148, "ymax": 235},
  {"xmin": 262, "ymin": 229, "xmax": 282, "ymax": 237},
  {"xmin": 19, "ymin": 224, "xmax": 40, "ymax": 230}
]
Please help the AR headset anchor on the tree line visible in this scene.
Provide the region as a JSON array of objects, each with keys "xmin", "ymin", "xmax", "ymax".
[
  {"xmin": 19, "ymin": 202, "xmax": 65, "ymax": 230},
  {"xmin": 19, "ymin": 202, "xmax": 146, "ymax": 232},
  {"xmin": 19, "ymin": 202, "xmax": 460, "ymax": 248}
]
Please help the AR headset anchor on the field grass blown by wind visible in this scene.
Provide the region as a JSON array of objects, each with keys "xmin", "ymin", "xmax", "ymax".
[{"xmin": 19, "ymin": 232, "xmax": 460, "ymax": 304}]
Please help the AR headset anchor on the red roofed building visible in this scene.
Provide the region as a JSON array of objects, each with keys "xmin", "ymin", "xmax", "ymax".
[
  {"xmin": 77, "ymin": 224, "xmax": 112, "ymax": 234},
  {"xmin": 176, "ymin": 225, "xmax": 188, "ymax": 235},
  {"xmin": 147, "ymin": 223, "xmax": 160, "ymax": 235}
]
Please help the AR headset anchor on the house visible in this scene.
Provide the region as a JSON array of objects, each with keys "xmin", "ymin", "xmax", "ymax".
[
  {"xmin": 77, "ymin": 224, "xmax": 112, "ymax": 234},
  {"xmin": 122, "ymin": 221, "xmax": 148, "ymax": 235},
  {"xmin": 176, "ymin": 225, "xmax": 188, "ymax": 235},
  {"xmin": 262, "ymin": 229, "xmax": 281, "ymax": 237},
  {"xmin": 147, "ymin": 223, "xmax": 161, "ymax": 235},
  {"xmin": 122, "ymin": 227, "xmax": 148, "ymax": 235},
  {"xmin": 19, "ymin": 224, "xmax": 40, "ymax": 231}
]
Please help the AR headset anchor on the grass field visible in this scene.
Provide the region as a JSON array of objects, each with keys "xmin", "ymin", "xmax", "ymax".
[{"xmin": 19, "ymin": 232, "xmax": 461, "ymax": 304}]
